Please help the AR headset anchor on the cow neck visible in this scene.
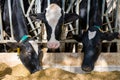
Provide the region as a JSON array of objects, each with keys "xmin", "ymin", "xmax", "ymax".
[{"xmin": 19, "ymin": 35, "xmax": 31, "ymax": 43}]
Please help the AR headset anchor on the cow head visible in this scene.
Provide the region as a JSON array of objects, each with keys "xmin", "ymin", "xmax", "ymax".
[
  {"xmin": 74, "ymin": 26, "xmax": 119, "ymax": 72},
  {"xmin": 30, "ymin": 3, "xmax": 79, "ymax": 49},
  {"xmin": 7, "ymin": 36, "xmax": 43, "ymax": 73}
]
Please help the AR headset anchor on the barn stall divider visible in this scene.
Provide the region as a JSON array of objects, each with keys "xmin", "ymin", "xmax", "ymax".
[{"xmin": 0, "ymin": 0, "xmax": 120, "ymax": 73}]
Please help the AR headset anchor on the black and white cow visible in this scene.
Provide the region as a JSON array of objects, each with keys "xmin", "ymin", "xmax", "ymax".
[
  {"xmin": 30, "ymin": 1, "xmax": 79, "ymax": 50},
  {"xmin": 2, "ymin": 0, "xmax": 43, "ymax": 73},
  {"xmin": 74, "ymin": 0, "xmax": 120, "ymax": 72}
]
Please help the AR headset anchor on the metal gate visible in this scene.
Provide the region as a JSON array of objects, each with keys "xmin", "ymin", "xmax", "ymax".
[{"xmin": 0, "ymin": 0, "xmax": 119, "ymax": 52}]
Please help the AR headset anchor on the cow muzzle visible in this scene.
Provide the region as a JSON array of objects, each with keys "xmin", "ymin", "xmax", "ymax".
[
  {"xmin": 82, "ymin": 65, "xmax": 94, "ymax": 72},
  {"xmin": 47, "ymin": 41, "xmax": 60, "ymax": 49}
]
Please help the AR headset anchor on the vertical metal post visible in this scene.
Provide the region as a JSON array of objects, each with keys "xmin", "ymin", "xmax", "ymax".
[
  {"xmin": 115, "ymin": 0, "xmax": 120, "ymax": 52},
  {"xmin": 47, "ymin": 0, "xmax": 50, "ymax": 6},
  {"xmin": 75, "ymin": 0, "xmax": 80, "ymax": 35},
  {"xmin": 8, "ymin": 0, "xmax": 14, "ymax": 40},
  {"xmin": 102, "ymin": 0, "xmax": 105, "ymax": 21},
  {"xmin": 86, "ymin": 0, "xmax": 91, "ymax": 30},
  {"xmin": 35, "ymin": 0, "xmax": 41, "ymax": 13},
  {"xmin": 62, "ymin": 0, "xmax": 65, "ymax": 11},
  {"xmin": 115, "ymin": 0, "xmax": 119, "ymax": 32},
  {"xmin": 0, "ymin": 7, "xmax": 3, "ymax": 41},
  {"xmin": 20, "ymin": 0, "xmax": 25, "ymax": 15}
]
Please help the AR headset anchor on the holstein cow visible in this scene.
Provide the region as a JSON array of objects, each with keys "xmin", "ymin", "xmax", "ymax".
[
  {"xmin": 2, "ymin": 0, "xmax": 43, "ymax": 73},
  {"xmin": 30, "ymin": 1, "xmax": 79, "ymax": 50},
  {"xmin": 74, "ymin": 0, "xmax": 120, "ymax": 72}
]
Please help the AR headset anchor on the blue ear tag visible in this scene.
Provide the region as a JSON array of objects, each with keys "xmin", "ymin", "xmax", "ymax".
[
  {"xmin": 19, "ymin": 35, "xmax": 31, "ymax": 43},
  {"xmin": 94, "ymin": 25, "xmax": 101, "ymax": 29},
  {"xmin": 94, "ymin": 25, "xmax": 103, "ymax": 32}
]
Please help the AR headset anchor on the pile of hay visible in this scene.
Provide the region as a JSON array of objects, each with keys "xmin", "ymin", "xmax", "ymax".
[
  {"xmin": 1, "ymin": 63, "xmax": 120, "ymax": 80},
  {"xmin": 0, "ymin": 63, "xmax": 30, "ymax": 80},
  {"xmin": 0, "ymin": 63, "xmax": 12, "ymax": 78}
]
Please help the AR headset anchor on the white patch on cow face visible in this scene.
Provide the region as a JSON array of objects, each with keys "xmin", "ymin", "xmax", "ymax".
[
  {"xmin": 45, "ymin": 4, "xmax": 62, "ymax": 28},
  {"xmin": 45, "ymin": 4, "xmax": 62, "ymax": 49},
  {"xmin": 80, "ymin": 9, "xmax": 86, "ymax": 18},
  {"xmin": 88, "ymin": 30, "xmax": 97, "ymax": 40},
  {"xmin": 29, "ymin": 40, "xmax": 38, "ymax": 55}
]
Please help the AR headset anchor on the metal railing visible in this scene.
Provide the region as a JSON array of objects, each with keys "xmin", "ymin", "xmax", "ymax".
[{"xmin": 0, "ymin": 0, "xmax": 119, "ymax": 52}]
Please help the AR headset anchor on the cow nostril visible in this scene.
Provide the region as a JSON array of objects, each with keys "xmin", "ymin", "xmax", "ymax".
[{"xmin": 54, "ymin": 43, "xmax": 60, "ymax": 49}]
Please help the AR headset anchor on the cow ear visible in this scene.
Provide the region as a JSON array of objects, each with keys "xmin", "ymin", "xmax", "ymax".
[
  {"xmin": 101, "ymin": 32, "xmax": 119, "ymax": 41},
  {"xmin": 64, "ymin": 13, "xmax": 79, "ymax": 24},
  {"xmin": 30, "ymin": 13, "xmax": 45, "ymax": 22}
]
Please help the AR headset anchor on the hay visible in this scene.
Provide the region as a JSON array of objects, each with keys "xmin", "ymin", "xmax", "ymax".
[
  {"xmin": 0, "ymin": 63, "xmax": 12, "ymax": 79},
  {"xmin": 0, "ymin": 63, "xmax": 30, "ymax": 80},
  {"xmin": 1, "ymin": 63, "xmax": 120, "ymax": 80},
  {"xmin": 27, "ymin": 69, "xmax": 120, "ymax": 80},
  {"xmin": 11, "ymin": 64, "xmax": 30, "ymax": 77}
]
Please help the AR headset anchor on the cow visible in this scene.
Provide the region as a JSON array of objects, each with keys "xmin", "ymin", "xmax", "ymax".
[
  {"xmin": 73, "ymin": 0, "xmax": 120, "ymax": 72},
  {"xmin": 2, "ymin": 0, "xmax": 43, "ymax": 73},
  {"xmin": 30, "ymin": 0, "xmax": 79, "ymax": 51}
]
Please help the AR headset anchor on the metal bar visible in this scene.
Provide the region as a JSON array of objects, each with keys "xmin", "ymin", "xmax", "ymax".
[
  {"xmin": 27, "ymin": 17, "xmax": 38, "ymax": 38},
  {"xmin": 34, "ymin": 39, "xmax": 120, "ymax": 44},
  {"xmin": 115, "ymin": 0, "xmax": 119, "ymax": 32},
  {"xmin": 115, "ymin": 0, "xmax": 120, "ymax": 52},
  {"xmin": 105, "ymin": 0, "xmax": 115, "ymax": 14},
  {"xmin": 105, "ymin": 14, "xmax": 113, "ymax": 52},
  {"xmin": 0, "ymin": 39, "xmax": 118, "ymax": 44},
  {"xmin": 62, "ymin": 0, "xmax": 65, "ymax": 11},
  {"xmin": 66, "ymin": 0, "xmax": 76, "ymax": 13},
  {"xmin": 105, "ymin": 15, "xmax": 113, "ymax": 33},
  {"xmin": 104, "ymin": 0, "xmax": 115, "ymax": 33},
  {"xmin": 8, "ymin": 0, "xmax": 14, "ymax": 40},
  {"xmin": 29, "ymin": 26, "xmax": 40, "ymax": 32},
  {"xmin": 0, "ymin": 7, "xmax": 3, "ymax": 40},
  {"xmin": 20, "ymin": 0, "xmax": 25, "ymax": 15},
  {"xmin": 75, "ymin": 0, "xmax": 80, "ymax": 35},
  {"xmin": 0, "ymin": 40, "xmax": 17, "ymax": 43},
  {"xmin": 102, "ymin": 0, "xmax": 105, "ymax": 21},
  {"xmin": 26, "ymin": 0, "xmax": 38, "ymax": 38},
  {"xmin": 69, "ymin": 24, "xmax": 75, "ymax": 35},
  {"xmin": 26, "ymin": 0, "xmax": 35, "ymax": 16},
  {"xmin": 86, "ymin": 0, "xmax": 91, "ymax": 30},
  {"xmin": 47, "ymin": 0, "xmax": 50, "ymax": 6}
]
